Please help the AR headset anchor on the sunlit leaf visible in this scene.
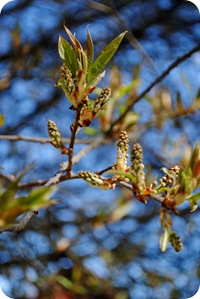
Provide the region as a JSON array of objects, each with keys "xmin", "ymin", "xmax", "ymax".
[
  {"xmin": 187, "ymin": 192, "xmax": 200, "ymax": 212},
  {"xmin": 18, "ymin": 187, "xmax": 58, "ymax": 210},
  {"xmin": 160, "ymin": 229, "xmax": 170, "ymax": 252},
  {"xmin": 0, "ymin": 186, "xmax": 57, "ymax": 227},
  {"xmin": 86, "ymin": 27, "xmax": 94, "ymax": 72},
  {"xmin": 58, "ymin": 35, "xmax": 77, "ymax": 76},
  {"xmin": 63, "ymin": 24, "xmax": 83, "ymax": 57},
  {"xmin": 86, "ymin": 70, "xmax": 106, "ymax": 90},
  {"xmin": 189, "ymin": 143, "xmax": 200, "ymax": 175},
  {"xmin": 106, "ymin": 169, "xmax": 135, "ymax": 181},
  {"xmin": 87, "ymin": 31, "xmax": 127, "ymax": 86}
]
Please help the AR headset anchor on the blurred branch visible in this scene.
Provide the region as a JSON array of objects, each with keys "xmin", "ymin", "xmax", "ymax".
[
  {"xmin": 46, "ymin": 137, "xmax": 105, "ymax": 185},
  {"xmin": 118, "ymin": 181, "xmax": 164, "ymax": 204},
  {"xmin": 88, "ymin": 0, "xmax": 157, "ymax": 73},
  {"xmin": 108, "ymin": 43, "xmax": 200, "ymax": 133},
  {"xmin": 17, "ymin": 138, "xmax": 106, "ymax": 189},
  {"xmin": 0, "ymin": 172, "xmax": 16, "ymax": 182},
  {"xmin": 18, "ymin": 179, "xmax": 48, "ymax": 190},
  {"xmin": 0, "ymin": 210, "xmax": 37, "ymax": 234},
  {"xmin": 72, "ymin": 138, "xmax": 106, "ymax": 164},
  {"xmin": 0, "ymin": 134, "xmax": 105, "ymax": 145},
  {"xmin": 96, "ymin": 165, "xmax": 114, "ymax": 175}
]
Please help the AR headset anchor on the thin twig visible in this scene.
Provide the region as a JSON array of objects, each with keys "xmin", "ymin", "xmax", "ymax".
[
  {"xmin": 0, "ymin": 172, "xmax": 16, "ymax": 182},
  {"xmin": 0, "ymin": 210, "xmax": 37, "ymax": 234},
  {"xmin": 108, "ymin": 43, "xmax": 200, "ymax": 133},
  {"xmin": 117, "ymin": 181, "xmax": 164, "ymax": 204},
  {"xmin": 96, "ymin": 165, "xmax": 114, "ymax": 175},
  {"xmin": 0, "ymin": 134, "xmax": 102, "ymax": 145},
  {"xmin": 67, "ymin": 110, "xmax": 82, "ymax": 175},
  {"xmin": 19, "ymin": 179, "xmax": 48, "ymax": 190},
  {"xmin": 18, "ymin": 139, "xmax": 106, "ymax": 189},
  {"xmin": 73, "ymin": 138, "xmax": 105, "ymax": 164}
]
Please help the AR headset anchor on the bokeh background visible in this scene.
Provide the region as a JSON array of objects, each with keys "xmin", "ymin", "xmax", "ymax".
[{"xmin": 0, "ymin": 0, "xmax": 200, "ymax": 298}]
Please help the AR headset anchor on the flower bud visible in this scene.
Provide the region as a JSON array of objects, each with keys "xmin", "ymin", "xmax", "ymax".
[
  {"xmin": 93, "ymin": 88, "xmax": 111, "ymax": 113},
  {"xmin": 47, "ymin": 120, "xmax": 62, "ymax": 149}
]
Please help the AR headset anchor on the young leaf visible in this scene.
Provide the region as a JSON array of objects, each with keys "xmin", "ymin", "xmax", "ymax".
[
  {"xmin": 187, "ymin": 192, "xmax": 200, "ymax": 212},
  {"xmin": 87, "ymin": 31, "xmax": 127, "ymax": 86},
  {"xmin": 58, "ymin": 35, "xmax": 77, "ymax": 76},
  {"xmin": 22, "ymin": 186, "xmax": 58, "ymax": 209},
  {"xmin": 0, "ymin": 187, "xmax": 58, "ymax": 227},
  {"xmin": 190, "ymin": 143, "xmax": 200, "ymax": 175},
  {"xmin": 86, "ymin": 27, "xmax": 94, "ymax": 72},
  {"xmin": 106, "ymin": 169, "xmax": 134, "ymax": 181},
  {"xmin": 160, "ymin": 229, "xmax": 170, "ymax": 252},
  {"xmin": 64, "ymin": 24, "xmax": 83, "ymax": 57},
  {"xmin": 78, "ymin": 48, "xmax": 88, "ymax": 74}
]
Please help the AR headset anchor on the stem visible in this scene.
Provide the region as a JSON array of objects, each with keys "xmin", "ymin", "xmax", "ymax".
[
  {"xmin": 67, "ymin": 109, "xmax": 81, "ymax": 175},
  {"xmin": 96, "ymin": 165, "xmax": 114, "ymax": 175},
  {"xmin": 117, "ymin": 181, "xmax": 164, "ymax": 204},
  {"xmin": 0, "ymin": 134, "xmax": 101, "ymax": 145},
  {"xmin": 0, "ymin": 210, "xmax": 37, "ymax": 234}
]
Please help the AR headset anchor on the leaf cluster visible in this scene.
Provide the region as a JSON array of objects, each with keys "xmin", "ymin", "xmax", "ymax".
[{"xmin": 0, "ymin": 170, "xmax": 57, "ymax": 228}]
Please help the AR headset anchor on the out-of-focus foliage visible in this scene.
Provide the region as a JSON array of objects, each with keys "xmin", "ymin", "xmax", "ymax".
[
  {"xmin": 0, "ymin": 1, "xmax": 200, "ymax": 299},
  {"xmin": 0, "ymin": 170, "xmax": 57, "ymax": 228}
]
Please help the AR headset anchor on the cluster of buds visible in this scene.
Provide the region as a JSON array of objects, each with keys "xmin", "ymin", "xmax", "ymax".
[
  {"xmin": 78, "ymin": 88, "xmax": 111, "ymax": 128},
  {"xmin": 130, "ymin": 143, "xmax": 146, "ymax": 193},
  {"xmin": 47, "ymin": 120, "xmax": 62, "ymax": 149},
  {"xmin": 117, "ymin": 130, "xmax": 129, "ymax": 154},
  {"xmin": 160, "ymin": 208, "xmax": 183, "ymax": 252},
  {"xmin": 60, "ymin": 64, "xmax": 75, "ymax": 94},
  {"xmin": 169, "ymin": 230, "xmax": 183, "ymax": 252},
  {"xmin": 159, "ymin": 165, "xmax": 180, "ymax": 187},
  {"xmin": 93, "ymin": 88, "xmax": 111, "ymax": 114},
  {"xmin": 78, "ymin": 171, "xmax": 111, "ymax": 190},
  {"xmin": 115, "ymin": 131, "xmax": 129, "ymax": 180}
]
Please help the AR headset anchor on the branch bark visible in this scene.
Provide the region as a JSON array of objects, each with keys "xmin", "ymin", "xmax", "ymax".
[
  {"xmin": 0, "ymin": 134, "xmax": 103, "ymax": 145},
  {"xmin": 0, "ymin": 210, "xmax": 37, "ymax": 234}
]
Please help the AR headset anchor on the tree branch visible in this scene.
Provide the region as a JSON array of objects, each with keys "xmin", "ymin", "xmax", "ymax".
[
  {"xmin": 108, "ymin": 43, "xmax": 200, "ymax": 133},
  {"xmin": 0, "ymin": 210, "xmax": 37, "ymax": 234},
  {"xmin": 117, "ymin": 181, "xmax": 164, "ymax": 204},
  {"xmin": 0, "ymin": 134, "xmax": 103, "ymax": 145}
]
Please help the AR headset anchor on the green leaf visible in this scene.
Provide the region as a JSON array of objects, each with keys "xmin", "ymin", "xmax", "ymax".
[
  {"xmin": 86, "ymin": 27, "xmax": 94, "ymax": 72},
  {"xmin": 190, "ymin": 143, "xmax": 200, "ymax": 173},
  {"xmin": 23, "ymin": 187, "xmax": 58, "ymax": 209},
  {"xmin": 160, "ymin": 229, "xmax": 170, "ymax": 252},
  {"xmin": 187, "ymin": 192, "xmax": 200, "ymax": 212},
  {"xmin": 0, "ymin": 114, "xmax": 4, "ymax": 127},
  {"xmin": 0, "ymin": 186, "xmax": 58, "ymax": 227},
  {"xmin": 0, "ymin": 180, "xmax": 18, "ymax": 207},
  {"xmin": 87, "ymin": 31, "xmax": 127, "ymax": 86},
  {"xmin": 106, "ymin": 169, "xmax": 135, "ymax": 181},
  {"xmin": 78, "ymin": 48, "xmax": 88, "ymax": 73},
  {"xmin": 58, "ymin": 35, "xmax": 77, "ymax": 76},
  {"xmin": 64, "ymin": 24, "xmax": 83, "ymax": 57}
]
